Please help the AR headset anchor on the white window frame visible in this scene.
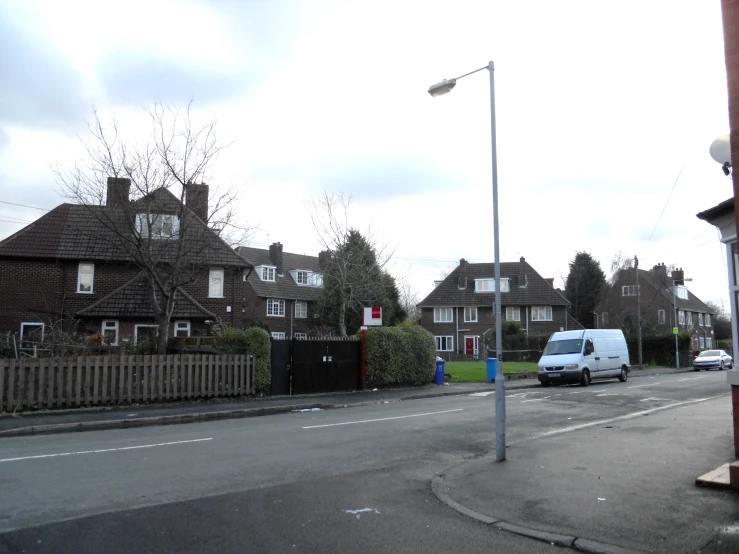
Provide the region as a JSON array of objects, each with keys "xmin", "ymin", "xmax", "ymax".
[
  {"xmin": 699, "ymin": 336, "xmax": 705, "ymax": 349},
  {"xmin": 434, "ymin": 307, "xmax": 453, "ymax": 323},
  {"xmin": 77, "ymin": 262, "xmax": 95, "ymax": 294},
  {"xmin": 310, "ymin": 273, "xmax": 323, "ymax": 287},
  {"xmin": 687, "ymin": 312, "xmax": 693, "ymax": 326},
  {"xmin": 134, "ymin": 324, "xmax": 159, "ymax": 345},
  {"xmin": 271, "ymin": 332, "xmax": 286, "ymax": 339},
  {"xmin": 621, "ymin": 285, "xmax": 639, "ymax": 296},
  {"xmin": 475, "ymin": 278, "xmax": 510, "ymax": 293},
  {"xmin": 675, "ymin": 285, "xmax": 689, "ymax": 300},
  {"xmin": 506, "ymin": 306, "xmax": 520, "ymax": 322},
  {"xmin": 657, "ymin": 309, "xmax": 665, "ymax": 324},
  {"xmin": 706, "ymin": 314, "xmax": 711, "ymax": 327},
  {"xmin": 602, "ymin": 312, "xmax": 609, "ymax": 325},
  {"xmin": 464, "ymin": 306, "xmax": 478, "ymax": 323},
  {"xmin": 101, "ymin": 320, "xmax": 119, "ymax": 346},
  {"xmin": 209, "ymin": 268, "xmax": 224, "ymax": 298},
  {"xmin": 267, "ymin": 299, "xmax": 285, "ymax": 317},
  {"xmin": 296, "ymin": 270, "xmax": 309, "ymax": 285},
  {"xmin": 174, "ymin": 320, "xmax": 191, "ymax": 338},
  {"xmin": 435, "ymin": 336, "xmax": 454, "ymax": 352},
  {"xmin": 679, "ymin": 310, "xmax": 685, "ymax": 325},
  {"xmin": 531, "ymin": 306, "xmax": 553, "ymax": 321},
  {"xmin": 136, "ymin": 213, "xmax": 180, "ymax": 239},
  {"xmin": 294, "ymin": 333, "xmax": 307, "ymax": 340},
  {"xmin": 260, "ymin": 266, "xmax": 276, "ymax": 282},
  {"xmin": 294, "ymin": 300, "xmax": 307, "ymax": 319},
  {"xmin": 20, "ymin": 322, "xmax": 44, "ymax": 346},
  {"xmin": 698, "ymin": 313, "xmax": 704, "ymax": 326},
  {"xmin": 706, "ymin": 337, "xmax": 713, "ymax": 349}
]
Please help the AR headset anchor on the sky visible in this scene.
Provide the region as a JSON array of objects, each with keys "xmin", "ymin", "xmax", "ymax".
[{"xmin": 0, "ymin": 0, "xmax": 734, "ymax": 311}]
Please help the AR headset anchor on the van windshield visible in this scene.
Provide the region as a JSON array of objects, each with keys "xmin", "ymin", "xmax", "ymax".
[{"xmin": 543, "ymin": 339, "xmax": 583, "ymax": 356}]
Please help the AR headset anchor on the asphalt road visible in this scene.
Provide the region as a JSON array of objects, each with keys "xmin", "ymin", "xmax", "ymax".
[{"xmin": 0, "ymin": 370, "xmax": 732, "ymax": 552}]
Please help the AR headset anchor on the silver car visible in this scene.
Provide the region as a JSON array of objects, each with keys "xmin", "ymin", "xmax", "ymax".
[{"xmin": 692, "ymin": 349, "xmax": 734, "ymax": 371}]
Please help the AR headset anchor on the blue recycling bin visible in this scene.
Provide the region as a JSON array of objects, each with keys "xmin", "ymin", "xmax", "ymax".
[
  {"xmin": 486, "ymin": 357, "xmax": 498, "ymax": 382},
  {"xmin": 435, "ymin": 359, "xmax": 445, "ymax": 385}
]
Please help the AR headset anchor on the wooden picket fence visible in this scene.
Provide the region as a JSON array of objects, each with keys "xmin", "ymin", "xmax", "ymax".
[{"xmin": 0, "ymin": 354, "xmax": 255, "ymax": 413}]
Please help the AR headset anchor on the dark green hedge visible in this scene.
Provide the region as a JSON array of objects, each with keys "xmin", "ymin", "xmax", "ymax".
[
  {"xmin": 364, "ymin": 326, "xmax": 436, "ymax": 387},
  {"xmin": 214, "ymin": 326, "xmax": 271, "ymax": 391},
  {"xmin": 625, "ymin": 333, "xmax": 691, "ymax": 366}
]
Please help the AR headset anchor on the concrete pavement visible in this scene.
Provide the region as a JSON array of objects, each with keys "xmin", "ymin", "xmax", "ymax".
[
  {"xmin": 0, "ymin": 366, "xmax": 694, "ymax": 438},
  {"xmin": 433, "ymin": 393, "xmax": 739, "ymax": 553}
]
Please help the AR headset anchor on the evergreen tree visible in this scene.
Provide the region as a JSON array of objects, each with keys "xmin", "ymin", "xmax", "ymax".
[{"xmin": 565, "ymin": 252, "xmax": 607, "ymax": 328}]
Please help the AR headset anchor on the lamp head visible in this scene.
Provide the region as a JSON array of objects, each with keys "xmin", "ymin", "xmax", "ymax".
[
  {"xmin": 428, "ymin": 79, "xmax": 457, "ymax": 97},
  {"xmin": 710, "ymin": 135, "xmax": 732, "ymax": 175}
]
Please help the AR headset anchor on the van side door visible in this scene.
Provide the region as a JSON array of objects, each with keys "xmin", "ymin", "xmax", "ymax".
[{"xmin": 583, "ymin": 338, "xmax": 599, "ymax": 374}]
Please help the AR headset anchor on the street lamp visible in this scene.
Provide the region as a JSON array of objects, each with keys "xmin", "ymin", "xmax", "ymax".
[
  {"xmin": 709, "ymin": 134, "xmax": 732, "ymax": 175},
  {"xmin": 673, "ymin": 277, "xmax": 693, "ymax": 369},
  {"xmin": 428, "ymin": 62, "xmax": 506, "ymax": 462}
]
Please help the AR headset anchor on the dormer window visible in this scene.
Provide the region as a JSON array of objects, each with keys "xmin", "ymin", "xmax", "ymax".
[
  {"xmin": 296, "ymin": 270, "xmax": 308, "ymax": 285},
  {"xmin": 136, "ymin": 213, "xmax": 180, "ymax": 239},
  {"xmin": 290, "ymin": 269, "xmax": 323, "ymax": 287},
  {"xmin": 259, "ymin": 266, "xmax": 276, "ymax": 282},
  {"xmin": 475, "ymin": 278, "xmax": 510, "ymax": 293},
  {"xmin": 673, "ymin": 285, "xmax": 689, "ymax": 300}
]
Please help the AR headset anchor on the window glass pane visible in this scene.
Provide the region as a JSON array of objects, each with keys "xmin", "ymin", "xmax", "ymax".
[{"xmin": 733, "ymin": 243, "xmax": 739, "ymax": 287}]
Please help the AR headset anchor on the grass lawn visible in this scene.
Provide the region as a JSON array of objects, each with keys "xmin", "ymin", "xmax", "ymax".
[{"xmin": 444, "ymin": 360, "xmax": 538, "ymax": 383}]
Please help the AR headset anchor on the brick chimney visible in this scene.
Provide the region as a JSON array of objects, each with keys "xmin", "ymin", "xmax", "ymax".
[
  {"xmin": 184, "ymin": 182, "xmax": 209, "ymax": 221},
  {"xmin": 269, "ymin": 242, "xmax": 284, "ymax": 275},
  {"xmin": 671, "ymin": 268, "xmax": 685, "ymax": 286},
  {"xmin": 519, "ymin": 256, "xmax": 527, "ymax": 288},
  {"xmin": 106, "ymin": 177, "xmax": 131, "ymax": 208},
  {"xmin": 457, "ymin": 258, "xmax": 468, "ymax": 289},
  {"xmin": 318, "ymin": 250, "xmax": 331, "ymax": 269},
  {"xmin": 545, "ymin": 278, "xmax": 555, "ymax": 288}
]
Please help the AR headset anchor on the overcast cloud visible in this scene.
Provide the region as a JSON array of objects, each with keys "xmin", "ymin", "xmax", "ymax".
[{"xmin": 0, "ymin": 0, "xmax": 733, "ymax": 311}]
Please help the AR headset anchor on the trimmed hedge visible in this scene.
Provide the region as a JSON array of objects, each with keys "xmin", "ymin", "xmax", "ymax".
[
  {"xmin": 364, "ymin": 326, "xmax": 436, "ymax": 387},
  {"xmin": 625, "ymin": 333, "xmax": 691, "ymax": 366},
  {"xmin": 214, "ymin": 326, "xmax": 271, "ymax": 391}
]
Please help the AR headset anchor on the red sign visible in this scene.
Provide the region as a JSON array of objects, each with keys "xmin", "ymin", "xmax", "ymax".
[{"xmin": 372, "ymin": 307, "xmax": 381, "ymax": 319}]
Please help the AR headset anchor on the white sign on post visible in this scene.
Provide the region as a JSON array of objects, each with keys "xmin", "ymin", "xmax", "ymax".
[{"xmin": 363, "ymin": 306, "xmax": 382, "ymax": 326}]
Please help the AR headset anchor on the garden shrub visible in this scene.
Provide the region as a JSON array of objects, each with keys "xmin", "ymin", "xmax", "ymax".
[
  {"xmin": 214, "ymin": 326, "xmax": 271, "ymax": 391},
  {"xmin": 364, "ymin": 326, "xmax": 436, "ymax": 387}
]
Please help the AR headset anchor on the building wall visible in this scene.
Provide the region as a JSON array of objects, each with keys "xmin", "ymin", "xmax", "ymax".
[
  {"xmin": 0, "ymin": 258, "xmax": 243, "ymax": 342},
  {"xmin": 419, "ymin": 304, "xmax": 570, "ymax": 357},
  {"xmin": 241, "ymin": 292, "xmax": 320, "ymax": 338}
]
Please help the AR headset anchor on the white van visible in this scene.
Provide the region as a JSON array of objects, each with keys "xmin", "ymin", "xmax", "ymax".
[{"xmin": 537, "ymin": 329, "xmax": 631, "ymax": 387}]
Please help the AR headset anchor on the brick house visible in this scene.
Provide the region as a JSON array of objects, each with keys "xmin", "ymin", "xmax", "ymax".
[
  {"xmin": 594, "ymin": 263, "xmax": 715, "ymax": 350},
  {"xmin": 417, "ymin": 257, "xmax": 583, "ymax": 360},
  {"xmin": 236, "ymin": 243, "xmax": 326, "ymax": 339},
  {"xmin": 0, "ymin": 178, "xmax": 250, "ymax": 349}
]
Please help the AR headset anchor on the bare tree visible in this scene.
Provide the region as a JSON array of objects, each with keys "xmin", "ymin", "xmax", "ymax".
[
  {"xmin": 308, "ymin": 191, "xmax": 397, "ymax": 336},
  {"xmin": 396, "ymin": 273, "xmax": 421, "ymax": 324},
  {"xmin": 53, "ymin": 102, "xmax": 251, "ymax": 353}
]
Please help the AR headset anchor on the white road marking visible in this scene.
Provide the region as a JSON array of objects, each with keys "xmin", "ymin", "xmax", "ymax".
[
  {"xmin": 677, "ymin": 377, "xmax": 704, "ymax": 382},
  {"xmin": 0, "ymin": 438, "xmax": 213, "ymax": 464},
  {"xmin": 521, "ymin": 396, "xmax": 551, "ymax": 403},
  {"xmin": 302, "ymin": 409, "xmax": 463, "ymax": 429},
  {"xmin": 596, "ymin": 394, "xmax": 619, "ymax": 397},
  {"xmin": 640, "ymin": 397, "xmax": 670, "ymax": 402},
  {"xmin": 531, "ymin": 395, "xmax": 727, "ymax": 440},
  {"xmin": 590, "ymin": 389, "xmax": 607, "ymax": 393},
  {"xmin": 627, "ymin": 382, "xmax": 662, "ymax": 389},
  {"xmin": 469, "ymin": 391, "xmax": 495, "ymax": 397}
]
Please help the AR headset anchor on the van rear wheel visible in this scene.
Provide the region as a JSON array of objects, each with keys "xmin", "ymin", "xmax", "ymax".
[
  {"xmin": 580, "ymin": 370, "xmax": 590, "ymax": 387},
  {"xmin": 618, "ymin": 367, "xmax": 628, "ymax": 382}
]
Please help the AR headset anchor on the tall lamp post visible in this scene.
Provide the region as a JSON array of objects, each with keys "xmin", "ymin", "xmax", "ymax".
[
  {"xmin": 673, "ymin": 277, "xmax": 693, "ymax": 369},
  {"xmin": 429, "ymin": 62, "xmax": 506, "ymax": 462}
]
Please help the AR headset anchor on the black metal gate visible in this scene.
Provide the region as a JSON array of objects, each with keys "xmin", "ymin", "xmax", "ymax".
[
  {"xmin": 270, "ymin": 339, "xmax": 291, "ymax": 396},
  {"xmin": 270, "ymin": 338, "xmax": 362, "ymax": 396}
]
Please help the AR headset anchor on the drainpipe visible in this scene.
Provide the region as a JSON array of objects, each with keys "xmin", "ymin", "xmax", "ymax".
[
  {"xmin": 231, "ymin": 268, "xmax": 236, "ymax": 327},
  {"xmin": 455, "ymin": 307, "xmax": 460, "ymax": 361}
]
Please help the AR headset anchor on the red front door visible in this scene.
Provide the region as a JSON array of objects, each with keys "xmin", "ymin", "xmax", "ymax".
[{"xmin": 465, "ymin": 337, "xmax": 474, "ymax": 355}]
